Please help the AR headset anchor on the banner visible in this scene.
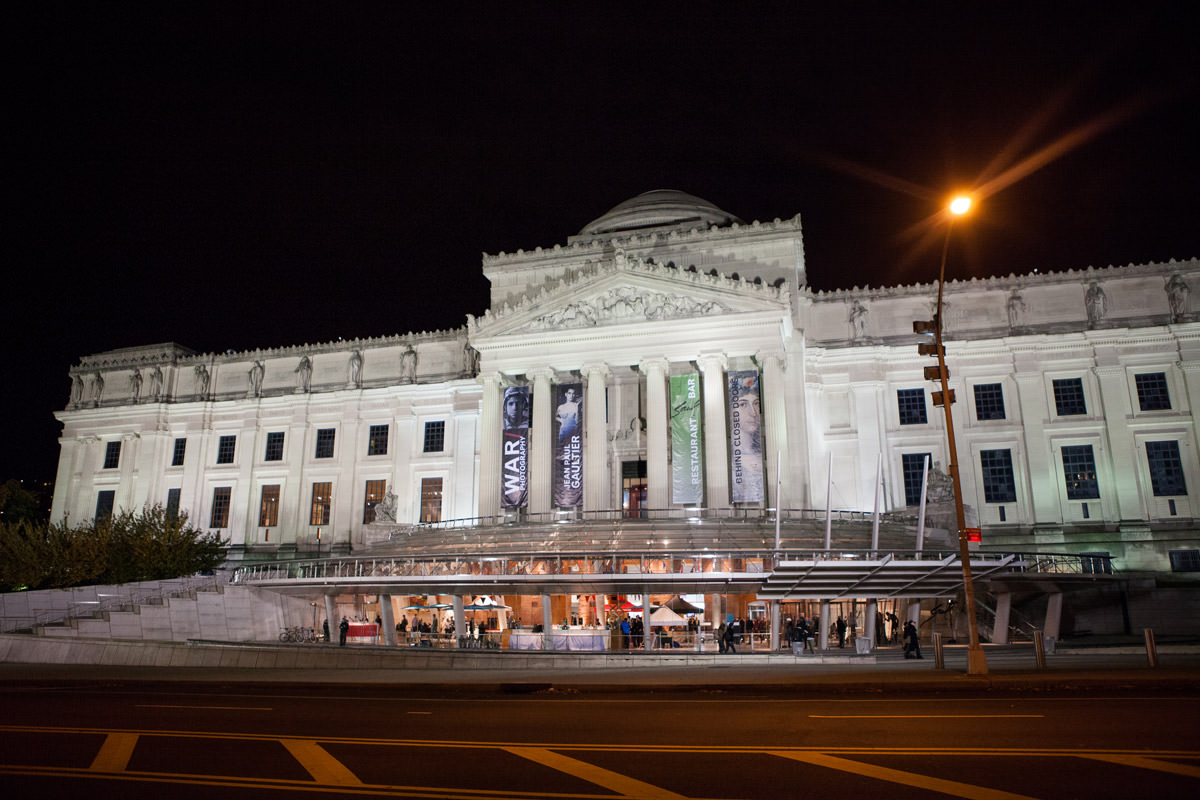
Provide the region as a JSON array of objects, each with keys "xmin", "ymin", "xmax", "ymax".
[
  {"xmin": 552, "ymin": 382, "xmax": 583, "ymax": 507},
  {"xmin": 501, "ymin": 386, "xmax": 530, "ymax": 509},
  {"xmin": 728, "ymin": 370, "xmax": 764, "ymax": 503},
  {"xmin": 670, "ymin": 373, "xmax": 704, "ymax": 504}
]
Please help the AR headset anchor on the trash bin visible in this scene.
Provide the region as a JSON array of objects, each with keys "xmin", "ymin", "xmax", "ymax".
[
  {"xmin": 855, "ymin": 638, "xmax": 872, "ymax": 654},
  {"xmin": 1043, "ymin": 635, "xmax": 1056, "ymax": 655}
]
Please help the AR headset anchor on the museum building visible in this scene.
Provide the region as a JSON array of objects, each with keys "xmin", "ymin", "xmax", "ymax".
[{"xmin": 48, "ymin": 190, "xmax": 1200, "ymax": 642}]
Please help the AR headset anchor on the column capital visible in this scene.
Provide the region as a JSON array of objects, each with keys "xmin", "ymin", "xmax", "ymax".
[
  {"xmin": 477, "ymin": 371, "xmax": 503, "ymax": 389},
  {"xmin": 696, "ymin": 353, "xmax": 728, "ymax": 373},
  {"xmin": 581, "ymin": 363, "xmax": 611, "ymax": 381},
  {"xmin": 637, "ymin": 357, "xmax": 669, "ymax": 376},
  {"xmin": 756, "ymin": 350, "xmax": 786, "ymax": 369},
  {"xmin": 527, "ymin": 367, "xmax": 556, "ymax": 383}
]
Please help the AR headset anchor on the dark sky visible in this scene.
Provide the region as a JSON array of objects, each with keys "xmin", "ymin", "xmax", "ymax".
[{"xmin": 8, "ymin": 4, "xmax": 1198, "ymax": 485}]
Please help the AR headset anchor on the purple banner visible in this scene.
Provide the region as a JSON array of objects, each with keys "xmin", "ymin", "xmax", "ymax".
[
  {"xmin": 553, "ymin": 382, "xmax": 583, "ymax": 507},
  {"xmin": 501, "ymin": 385, "xmax": 530, "ymax": 509}
]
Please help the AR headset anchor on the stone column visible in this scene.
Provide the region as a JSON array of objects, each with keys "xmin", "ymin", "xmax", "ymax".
[
  {"xmin": 1093, "ymin": 364, "xmax": 1140, "ymax": 520},
  {"xmin": 453, "ymin": 595, "xmax": 465, "ymax": 647},
  {"xmin": 640, "ymin": 358, "xmax": 670, "ymax": 517},
  {"xmin": 818, "ymin": 600, "xmax": 831, "ymax": 650},
  {"xmin": 759, "ymin": 351, "xmax": 788, "ymax": 511},
  {"xmin": 541, "ymin": 593, "xmax": 553, "ymax": 647},
  {"xmin": 697, "ymin": 354, "xmax": 729, "ymax": 512},
  {"xmin": 992, "ymin": 591, "xmax": 1012, "ymax": 645},
  {"xmin": 529, "ymin": 368, "xmax": 554, "ymax": 519},
  {"xmin": 324, "ymin": 595, "xmax": 337, "ymax": 641},
  {"xmin": 380, "ymin": 594, "xmax": 396, "ymax": 646},
  {"xmin": 642, "ymin": 588, "xmax": 653, "ymax": 652},
  {"xmin": 477, "ymin": 373, "xmax": 503, "ymax": 521},
  {"xmin": 1013, "ymin": 369, "xmax": 1059, "ymax": 525},
  {"xmin": 583, "ymin": 364, "xmax": 611, "ymax": 515}
]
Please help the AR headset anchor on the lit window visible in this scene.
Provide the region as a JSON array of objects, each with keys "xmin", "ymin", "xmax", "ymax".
[
  {"xmin": 264, "ymin": 432, "xmax": 285, "ymax": 461},
  {"xmin": 1147, "ymin": 440, "xmax": 1187, "ymax": 496},
  {"xmin": 980, "ymin": 449, "xmax": 1017, "ymax": 503},
  {"xmin": 423, "ymin": 421, "xmax": 445, "ymax": 453},
  {"xmin": 897, "ymin": 389, "xmax": 927, "ymax": 425},
  {"xmin": 103, "ymin": 441, "xmax": 121, "ymax": 469},
  {"xmin": 216, "ymin": 435, "xmax": 236, "ymax": 465},
  {"xmin": 210, "ymin": 487, "xmax": 231, "ymax": 528},
  {"xmin": 171, "ymin": 438, "xmax": 186, "ymax": 467},
  {"xmin": 314, "ymin": 428, "xmax": 335, "ymax": 459},
  {"xmin": 259, "ymin": 485, "xmax": 280, "ymax": 527},
  {"xmin": 1061, "ymin": 445, "xmax": 1099, "ymax": 500},
  {"xmin": 363, "ymin": 479, "xmax": 386, "ymax": 523},
  {"xmin": 420, "ymin": 477, "xmax": 443, "ymax": 523},
  {"xmin": 367, "ymin": 425, "xmax": 389, "ymax": 456},
  {"xmin": 310, "ymin": 482, "xmax": 332, "ymax": 525},
  {"xmin": 973, "ymin": 383, "xmax": 1006, "ymax": 420},
  {"xmin": 901, "ymin": 453, "xmax": 932, "ymax": 506},
  {"xmin": 1135, "ymin": 372, "xmax": 1171, "ymax": 411},
  {"xmin": 1053, "ymin": 378, "xmax": 1087, "ymax": 416}
]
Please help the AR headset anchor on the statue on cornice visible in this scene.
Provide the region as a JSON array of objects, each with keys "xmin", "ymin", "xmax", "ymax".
[
  {"xmin": 148, "ymin": 366, "xmax": 163, "ymax": 403},
  {"xmin": 129, "ymin": 368, "xmax": 143, "ymax": 404},
  {"xmin": 70, "ymin": 374, "xmax": 84, "ymax": 408},
  {"xmin": 294, "ymin": 356, "xmax": 312, "ymax": 393},
  {"xmin": 926, "ymin": 462, "xmax": 955, "ymax": 504},
  {"xmin": 848, "ymin": 300, "xmax": 868, "ymax": 342},
  {"xmin": 1166, "ymin": 273, "xmax": 1189, "ymax": 321},
  {"xmin": 347, "ymin": 350, "xmax": 363, "ymax": 388},
  {"xmin": 91, "ymin": 371, "xmax": 104, "ymax": 407},
  {"xmin": 248, "ymin": 360, "xmax": 265, "ymax": 397},
  {"xmin": 374, "ymin": 486, "xmax": 398, "ymax": 523},
  {"xmin": 194, "ymin": 364, "xmax": 210, "ymax": 400},
  {"xmin": 399, "ymin": 345, "xmax": 418, "ymax": 384},
  {"xmin": 1006, "ymin": 290, "xmax": 1026, "ymax": 330},
  {"xmin": 1085, "ymin": 282, "xmax": 1107, "ymax": 326}
]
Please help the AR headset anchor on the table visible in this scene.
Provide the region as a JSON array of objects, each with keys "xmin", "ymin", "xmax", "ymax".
[{"xmin": 507, "ymin": 630, "xmax": 608, "ymax": 651}]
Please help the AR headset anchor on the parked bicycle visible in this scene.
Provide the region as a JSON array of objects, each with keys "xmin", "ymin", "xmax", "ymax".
[{"xmin": 278, "ymin": 626, "xmax": 319, "ymax": 643}]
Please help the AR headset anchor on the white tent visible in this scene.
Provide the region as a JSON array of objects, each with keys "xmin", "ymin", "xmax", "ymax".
[{"xmin": 648, "ymin": 606, "xmax": 687, "ymax": 627}]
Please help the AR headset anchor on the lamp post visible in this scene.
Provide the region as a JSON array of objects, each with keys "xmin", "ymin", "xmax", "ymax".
[{"xmin": 918, "ymin": 195, "xmax": 988, "ymax": 676}]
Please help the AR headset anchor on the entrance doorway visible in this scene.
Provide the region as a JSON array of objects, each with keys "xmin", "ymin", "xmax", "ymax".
[{"xmin": 622, "ymin": 460, "xmax": 647, "ymax": 518}]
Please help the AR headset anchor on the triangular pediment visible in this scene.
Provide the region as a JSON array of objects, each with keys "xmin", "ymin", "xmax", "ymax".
[{"xmin": 469, "ymin": 251, "xmax": 789, "ymax": 337}]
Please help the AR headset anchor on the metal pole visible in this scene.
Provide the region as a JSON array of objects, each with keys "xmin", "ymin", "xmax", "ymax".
[
  {"xmin": 870, "ymin": 452, "xmax": 882, "ymax": 556},
  {"xmin": 1144, "ymin": 628, "xmax": 1159, "ymax": 668},
  {"xmin": 824, "ymin": 451, "xmax": 833, "ymax": 553},
  {"xmin": 916, "ymin": 454, "xmax": 929, "ymax": 556},
  {"xmin": 935, "ymin": 225, "xmax": 988, "ymax": 676},
  {"xmin": 1033, "ymin": 628, "xmax": 1046, "ymax": 669},
  {"xmin": 774, "ymin": 450, "xmax": 782, "ymax": 551},
  {"xmin": 932, "ymin": 631, "xmax": 944, "ymax": 669}
]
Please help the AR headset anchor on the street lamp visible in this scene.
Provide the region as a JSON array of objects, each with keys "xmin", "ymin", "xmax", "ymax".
[{"xmin": 914, "ymin": 193, "xmax": 988, "ymax": 676}]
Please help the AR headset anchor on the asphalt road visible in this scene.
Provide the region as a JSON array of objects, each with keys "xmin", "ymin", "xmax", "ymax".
[{"xmin": 2, "ymin": 678, "xmax": 1198, "ymax": 799}]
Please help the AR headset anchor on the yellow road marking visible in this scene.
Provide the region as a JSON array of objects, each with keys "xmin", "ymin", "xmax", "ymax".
[
  {"xmin": 280, "ymin": 738, "xmax": 363, "ymax": 785},
  {"xmin": 89, "ymin": 732, "xmax": 138, "ymax": 772},
  {"xmin": 771, "ymin": 750, "xmax": 1038, "ymax": 800},
  {"xmin": 809, "ymin": 714, "xmax": 1043, "ymax": 719},
  {"xmin": 507, "ymin": 746, "xmax": 687, "ymax": 800},
  {"xmin": 1083, "ymin": 753, "xmax": 1200, "ymax": 779},
  {"xmin": 135, "ymin": 704, "xmax": 273, "ymax": 711}
]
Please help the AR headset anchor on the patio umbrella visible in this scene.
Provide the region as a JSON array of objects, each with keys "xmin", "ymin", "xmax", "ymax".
[{"xmin": 463, "ymin": 596, "xmax": 510, "ymax": 610}]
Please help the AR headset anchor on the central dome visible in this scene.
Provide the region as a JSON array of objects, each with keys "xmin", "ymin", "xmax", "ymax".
[{"xmin": 578, "ymin": 190, "xmax": 742, "ymax": 237}]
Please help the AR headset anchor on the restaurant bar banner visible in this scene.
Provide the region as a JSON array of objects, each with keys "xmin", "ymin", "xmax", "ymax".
[
  {"xmin": 728, "ymin": 369, "xmax": 764, "ymax": 503},
  {"xmin": 553, "ymin": 382, "xmax": 583, "ymax": 507},
  {"xmin": 670, "ymin": 373, "xmax": 704, "ymax": 504},
  {"xmin": 501, "ymin": 385, "xmax": 530, "ymax": 509}
]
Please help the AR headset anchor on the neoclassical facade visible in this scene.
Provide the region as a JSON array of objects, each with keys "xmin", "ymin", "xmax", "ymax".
[{"xmin": 52, "ymin": 190, "xmax": 1200, "ymax": 575}]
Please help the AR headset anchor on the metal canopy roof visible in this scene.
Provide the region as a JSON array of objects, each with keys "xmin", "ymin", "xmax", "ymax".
[{"xmin": 755, "ymin": 554, "xmax": 1023, "ymax": 601}]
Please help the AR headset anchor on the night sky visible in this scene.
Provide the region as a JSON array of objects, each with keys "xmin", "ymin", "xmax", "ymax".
[{"xmin": 8, "ymin": 4, "xmax": 1198, "ymax": 486}]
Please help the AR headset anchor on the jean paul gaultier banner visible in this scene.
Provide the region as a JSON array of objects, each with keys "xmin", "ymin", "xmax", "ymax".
[
  {"xmin": 728, "ymin": 370, "xmax": 764, "ymax": 503},
  {"xmin": 670, "ymin": 373, "xmax": 704, "ymax": 504},
  {"xmin": 553, "ymin": 383, "xmax": 583, "ymax": 507},
  {"xmin": 501, "ymin": 386, "xmax": 530, "ymax": 509}
]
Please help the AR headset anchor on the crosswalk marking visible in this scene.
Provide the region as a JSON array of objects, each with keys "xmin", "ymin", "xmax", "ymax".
[
  {"xmin": 1083, "ymin": 753, "xmax": 1200, "ymax": 779},
  {"xmin": 771, "ymin": 750, "xmax": 1038, "ymax": 800},
  {"xmin": 507, "ymin": 746, "xmax": 687, "ymax": 800},
  {"xmin": 89, "ymin": 732, "xmax": 138, "ymax": 772},
  {"xmin": 280, "ymin": 739, "xmax": 363, "ymax": 785}
]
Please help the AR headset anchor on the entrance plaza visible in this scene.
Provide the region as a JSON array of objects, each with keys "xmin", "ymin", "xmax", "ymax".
[{"xmin": 232, "ymin": 513, "xmax": 1108, "ymax": 654}]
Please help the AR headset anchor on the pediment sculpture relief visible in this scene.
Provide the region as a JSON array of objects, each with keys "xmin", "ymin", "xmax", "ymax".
[{"xmin": 526, "ymin": 288, "xmax": 730, "ymax": 331}]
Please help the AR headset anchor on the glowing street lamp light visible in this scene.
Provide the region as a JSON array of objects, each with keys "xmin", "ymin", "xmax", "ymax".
[{"xmin": 913, "ymin": 193, "xmax": 988, "ymax": 676}]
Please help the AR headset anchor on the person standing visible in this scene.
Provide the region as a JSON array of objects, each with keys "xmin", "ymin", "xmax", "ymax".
[
  {"xmin": 836, "ymin": 616, "xmax": 847, "ymax": 648},
  {"xmin": 723, "ymin": 620, "xmax": 737, "ymax": 654},
  {"xmin": 904, "ymin": 620, "xmax": 923, "ymax": 659},
  {"xmin": 338, "ymin": 617, "xmax": 349, "ymax": 647},
  {"xmin": 717, "ymin": 621, "xmax": 727, "ymax": 654}
]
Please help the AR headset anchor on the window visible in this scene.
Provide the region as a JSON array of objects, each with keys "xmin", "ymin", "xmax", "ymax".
[
  {"xmin": 980, "ymin": 449, "xmax": 1017, "ymax": 503},
  {"xmin": 95, "ymin": 490, "xmax": 115, "ymax": 520},
  {"xmin": 897, "ymin": 389, "xmax": 927, "ymax": 425},
  {"xmin": 210, "ymin": 487, "xmax": 231, "ymax": 528},
  {"xmin": 264, "ymin": 432, "xmax": 285, "ymax": 462},
  {"xmin": 901, "ymin": 453, "xmax": 932, "ymax": 506},
  {"xmin": 165, "ymin": 488, "xmax": 181, "ymax": 521},
  {"xmin": 1147, "ymin": 440, "xmax": 1187, "ymax": 496},
  {"xmin": 1053, "ymin": 378, "xmax": 1087, "ymax": 416},
  {"xmin": 1061, "ymin": 444, "xmax": 1100, "ymax": 499},
  {"xmin": 171, "ymin": 438, "xmax": 186, "ymax": 467},
  {"xmin": 423, "ymin": 420, "xmax": 445, "ymax": 453},
  {"xmin": 1081, "ymin": 551, "xmax": 1114, "ymax": 575},
  {"xmin": 259, "ymin": 485, "xmax": 280, "ymax": 527},
  {"xmin": 1169, "ymin": 550, "xmax": 1200, "ymax": 572},
  {"xmin": 363, "ymin": 479, "xmax": 386, "ymax": 523},
  {"xmin": 310, "ymin": 482, "xmax": 332, "ymax": 525},
  {"xmin": 367, "ymin": 425, "xmax": 389, "ymax": 456},
  {"xmin": 1135, "ymin": 372, "xmax": 1171, "ymax": 411},
  {"xmin": 103, "ymin": 441, "xmax": 121, "ymax": 469},
  {"xmin": 315, "ymin": 428, "xmax": 336, "ymax": 459},
  {"xmin": 216, "ymin": 435, "xmax": 236, "ymax": 464},
  {"xmin": 973, "ymin": 383, "xmax": 1006, "ymax": 420},
  {"xmin": 420, "ymin": 477, "xmax": 443, "ymax": 523}
]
